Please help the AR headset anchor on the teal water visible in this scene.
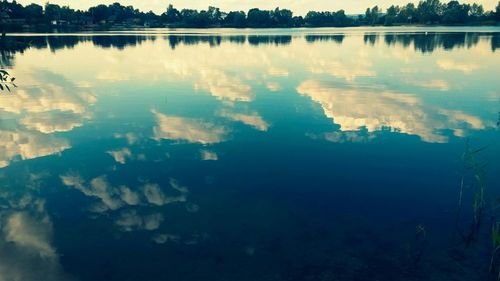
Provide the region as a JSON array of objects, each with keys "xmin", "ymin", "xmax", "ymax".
[{"xmin": 0, "ymin": 28, "xmax": 499, "ymax": 281}]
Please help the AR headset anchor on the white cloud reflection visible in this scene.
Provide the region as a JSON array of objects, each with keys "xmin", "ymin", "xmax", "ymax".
[
  {"xmin": 0, "ymin": 187, "xmax": 72, "ymax": 281},
  {"xmin": 194, "ymin": 69, "xmax": 253, "ymax": 102},
  {"xmin": 218, "ymin": 109, "xmax": 269, "ymax": 131},
  {"xmin": 0, "ymin": 130, "xmax": 70, "ymax": 168},
  {"xmin": 115, "ymin": 210, "xmax": 163, "ymax": 231},
  {"xmin": 152, "ymin": 110, "xmax": 228, "ymax": 144},
  {"xmin": 266, "ymin": 82, "xmax": 282, "ymax": 92},
  {"xmin": 107, "ymin": 148, "xmax": 133, "ymax": 164},
  {"xmin": 0, "ymin": 71, "xmax": 96, "ymax": 169},
  {"xmin": 0, "ymin": 212, "xmax": 71, "ymax": 281},
  {"xmin": 297, "ymin": 80, "xmax": 489, "ymax": 143},
  {"xmin": 143, "ymin": 183, "xmax": 172, "ymax": 206},
  {"xmin": 20, "ymin": 112, "xmax": 85, "ymax": 134},
  {"xmin": 200, "ymin": 149, "xmax": 218, "ymax": 161},
  {"xmin": 60, "ymin": 173, "xmax": 189, "ymax": 213}
]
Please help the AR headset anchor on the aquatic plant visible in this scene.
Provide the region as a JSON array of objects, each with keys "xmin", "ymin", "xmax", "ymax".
[
  {"xmin": 0, "ymin": 69, "xmax": 16, "ymax": 92},
  {"xmin": 454, "ymin": 140, "xmax": 488, "ymax": 246},
  {"xmin": 490, "ymin": 222, "xmax": 500, "ymax": 279}
]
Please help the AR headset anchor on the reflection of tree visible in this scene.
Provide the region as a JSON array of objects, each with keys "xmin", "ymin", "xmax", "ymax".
[
  {"xmin": 247, "ymin": 35, "xmax": 292, "ymax": 46},
  {"xmin": 492, "ymin": 34, "xmax": 500, "ymax": 52},
  {"xmin": 4, "ymin": 36, "xmax": 153, "ymax": 52},
  {"xmin": 167, "ymin": 35, "xmax": 222, "ymax": 49},
  {"xmin": 92, "ymin": 35, "xmax": 154, "ymax": 50},
  {"xmin": 305, "ymin": 35, "xmax": 344, "ymax": 44},
  {"xmin": 363, "ymin": 34, "xmax": 378, "ymax": 45},
  {"xmin": 227, "ymin": 35, "xmax": 246, "ymax": 44},
  {"xmin": 21, "ymin": 36, "xmax": 48, "ymax": 49},
  {"xmin": 0, "ymin": 36, "xmax": 32, "ymax": 66},
  {"xmin": 0, "ymin": 37, "xmax": 19, "ymax": 92},
  {"xmin": 0, "ymin": 32, "xmax": 498, "ymax": 64},
  {"xmin": 381, "ymin": 32, "xmax": 486, "ymax": 53},
  {"xmin": 47, "ymin": 36, "xmax": 84, "ymax": 52},
  {"xmin": 167, "ymin": 35, "xmax": 293, "ymax": 49}
]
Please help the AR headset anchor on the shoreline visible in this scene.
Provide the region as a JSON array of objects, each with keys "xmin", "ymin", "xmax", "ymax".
[{"xmin": 3, "ymin": 25, "xmax": 500, "ymax": 36}]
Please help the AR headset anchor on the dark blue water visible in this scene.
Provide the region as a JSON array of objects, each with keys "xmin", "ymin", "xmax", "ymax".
[{"xmin": 0, "ymin": 27, "xmax": 499, "ymax": 281}]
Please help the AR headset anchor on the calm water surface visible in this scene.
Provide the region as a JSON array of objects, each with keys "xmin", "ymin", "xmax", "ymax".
[{"xmin": 1, "ymin": 27, "xmax": 499, "ymax": 281}]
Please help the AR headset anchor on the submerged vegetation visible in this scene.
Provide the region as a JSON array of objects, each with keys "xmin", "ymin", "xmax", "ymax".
[
  {"xmin": 452, "ymin": 140, "xmax": 500, "ymax": 279},
  {"xmin": 0, "ymin": 0, "xmax": 499, "ymax": 31},
  {"xmin": 455, "ymin": 141, "xmax": 488, "ymax": 246},
  {"xmin": 490, "ymin": 222, "xmax": 500, "ymax": 279}
]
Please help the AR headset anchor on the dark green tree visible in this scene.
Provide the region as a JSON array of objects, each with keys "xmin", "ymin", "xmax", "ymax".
[
  {"xmin": 291, "ymin": 16, "xmax": 304, "ymax": 27},
  {"xmin": 88, "ymin": 4, "xmax": 110, "ymax": 22},
  {"xmin": 7, "ymin": 0, "xmax": 24, "ymax": 18},
  {"xmin": 416, "ymin": 0, "xmax": 443, "ymax": 23},
  {"xmin": 224, "ymin": 11, "xmax": 246, "ymax": 27},
  {"xmin": 247, "ymin": 8, "xmax": 271, "ymax": 27},
  {"xmin": 469, "ymin": 3, "xmax": 484, "ymax": 21},
  {"xmin": 271, "ymin": 8, "xmax": 293, "ymax": 27},
  {"xmin": 399, "ymin": 3, "xmax": 417, "ymax": 23},
  {"xmin": 496, "ymin": 1, "xmax": 500, "ymax": 21},
  {"xmin": 24, "ymin": 3, "xmax": 43, "ymax": 24},
  {"xmin": 442, "ymin": 1, "xmax": 470, "ymax": 24},
  {"xmin": 365, "ymin": 6, "xmax": 380, "ymax": 25},
  {"xmin": 163, "ymin": 4, "xmax": 180, "ymax": 23},
  {"xmin": 207, "ymin": 6, "xmax": 222, "ymax": 23},
  {"xmin": 385, "ymin": 5, "xmax": 400, "ymax": 25}
]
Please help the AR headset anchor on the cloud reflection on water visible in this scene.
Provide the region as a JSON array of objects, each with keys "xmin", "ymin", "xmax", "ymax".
[
  {"xmin": 297, "ymin": 80, "xmax": 491, "ymax": 143},
  {"xmin": 0, "ymin": 71, "xmax": 95, "ymax": 168},
  {"xmin": 152, "ymin": 110, "xmax": 228, "ymax": 144},
  {"xmin": 0, "ymin": 174, "xmax": 73, "ymax": 281},
  {"xmin": 0, "ymin": 29, "xmax": 498, "ymax": 280}
]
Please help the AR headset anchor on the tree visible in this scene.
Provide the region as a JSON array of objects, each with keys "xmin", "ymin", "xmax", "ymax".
[
  {"xmin": 224, "ymin": 11, "xmax": 246, "ymax": 27},
  {"xmin": 469, "ymin": 3, "xmax": 484, "ymax": 21},
  {"xmin": 59, "ymin": 6, "xmax": 78, "ymax": 22},
  {"xmin": 271, "ymin": 8, "xmax": 293, "ymax": 27},
  {"xmin": 247, "ymin": 8, "xmax": 271, "ymax": 27},
  {"xmin": 8, "ymin": 0, "xmax": 24, "ymax": 19},
  {"xmin": 88, "ymin": 4, "xmax": 110, "ymax": 22},
  {"xmin": 24, "ymin": 3, "xmax": 43, "ymax": 23},
  {"xmin": 365, "ymin": 6, "xmax": 380, "ymax": 25},
  {"xmin": 291, "ymin": 16, "xmax": 304, "ymax": 27},
  {"xmin": 207, "ymin": 6, "xmax": 222, "ymax": 23},
  {"xmin": 416, "ymin": 0, "xmax": 443, "ymax": 23},
  {"xmin": 496, "ymin": 1, "xmax": 500, "ymax": 21},
  {"xmin": 0, "ymin": 69, "xmax": 16, "ymax": 92},
  {"xmin": 0, "ymin": 1, "xmax": 9, "ymax": 36},
  {"xmin": 163, "ymin": 4, "xmax": 180, "ymax": 23},
  {"xmin": 442, "ymin": 1, "xmax": 470, "ymax": 24},
  {"xmin": 179, "ymin": 9, "xmax": 213, "ymax": 27},
  {"xmin": 305, "ymin": 10, "xmax": 352, "ymax": 27},
  {"xmin": 45, "ymin": 3, "xmax": 63, "ymax": 22},
  {"xmin": 385, "ymin": 5, "xmax": 400, "ymax": 25},
  {"xmin": 0, "ymin": 0, "xmax": 496, "ymax": 30},
  {"xmin": 399, "ymin": 3, "xmax": 417, "ymax": 23}
]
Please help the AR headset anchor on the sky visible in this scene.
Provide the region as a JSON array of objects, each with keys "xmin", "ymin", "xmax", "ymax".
[{"xmin": 16, "ymin": 0, "xmax": 498, "ymax": 15}]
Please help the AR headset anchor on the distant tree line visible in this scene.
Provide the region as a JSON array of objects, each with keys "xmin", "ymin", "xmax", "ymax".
[
  {"xmin": 362, "ymin": 0, "xmax": 499, "ymax": 25},
  {"xmin": 0, "ymin": 0, "xmax": 499, "ymax": 31}
]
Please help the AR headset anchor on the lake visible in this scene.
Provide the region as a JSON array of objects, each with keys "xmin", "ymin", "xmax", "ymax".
[{"xmin": 0, "ymin": 27, "xmax": 499, "ymax": 281}]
